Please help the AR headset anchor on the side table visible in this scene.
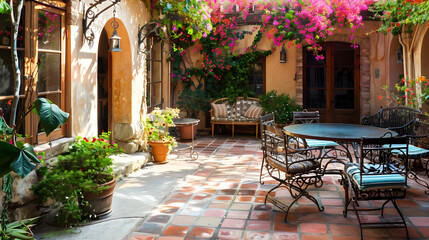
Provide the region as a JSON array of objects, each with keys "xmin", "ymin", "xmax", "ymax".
[{"xmin": 172, "ymin": 118, "xmax": 200, "ymax": 160}]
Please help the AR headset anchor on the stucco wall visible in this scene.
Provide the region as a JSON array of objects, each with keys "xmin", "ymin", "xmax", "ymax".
[
  {"xmin": 68, "ymin": 0, "xmax": 150, "ymax": 138},
  {"xmin": 422, "ymin": 31, "xmax": 429, "ymax": 78}
]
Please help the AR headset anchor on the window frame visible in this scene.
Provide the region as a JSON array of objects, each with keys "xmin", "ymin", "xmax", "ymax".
[
  {"xmin": 0, "ymin": 1, "xmax": 67, "ymax": 144},
  {"xmin": 247, "ymin": 57, "xmax": 266, "ymax": 97},
  {"xmin": 146, "ymin": 34, "xmax": 163, "ymax": 112}
]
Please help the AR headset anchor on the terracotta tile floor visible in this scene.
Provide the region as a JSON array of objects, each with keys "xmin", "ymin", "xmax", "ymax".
[{"xmin": 128, "ymin": 136, "xmax": 429, "ymax": 240}]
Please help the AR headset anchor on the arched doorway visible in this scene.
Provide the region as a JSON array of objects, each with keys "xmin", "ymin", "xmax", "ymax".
[
  {"xmin": 97, "ymin": 29, "xmax": 110, "ymax": 135},
  {"xmin": 303, "ymin": 42, "xmax": 360, "ymax": 123}
]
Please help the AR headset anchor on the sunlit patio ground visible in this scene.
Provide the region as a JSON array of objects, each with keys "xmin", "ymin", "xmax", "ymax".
[{"xmin": 126, "ymin": 134, "xmax": 429, "ymax": 240}]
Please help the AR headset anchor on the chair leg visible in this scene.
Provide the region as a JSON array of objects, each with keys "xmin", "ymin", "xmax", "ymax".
[
  {"xmin": 232, "ymin": 124, "xmax": 234, "ymax": 138},
  {"xmin": 259, "ymin": 156, "xmax": 265, "ymax": 185},
  {"xmin": 211, "ymin": 123, "xmax": 214, "ymax": 138},
  {"xmin": 381, "ymin": 199, "xmax": 391, "ymax": 216},
  {"xmin": 392, "ymin": 199, "xmax": 409, "ymax": 239},
  {"xmin": 290, "ymin": 182, "xmax": 324, "ymax": 212},
  {"xmin": 264, "ymin": 182, "xmax": 283, "ymax": 204},
  {"xmin": 256, "ymin": 124, "xmax": 258, "ymax": 139}
]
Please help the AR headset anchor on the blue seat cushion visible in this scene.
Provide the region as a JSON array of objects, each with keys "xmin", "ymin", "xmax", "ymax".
[
  {"xmin": 301, "ymin": 138, "xmax": 338, "ymax": 148},
  {"xmin": 385, "ymin": 144, "xmax": 429, "ymax": 158},
  {"xmin": 345, "ymin": 163, "xmax": 406, "ymax": 190}
]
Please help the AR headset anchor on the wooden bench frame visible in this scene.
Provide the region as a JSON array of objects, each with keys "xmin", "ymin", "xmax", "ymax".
[{"xmin": 210, "ymin": 97, "xmax": 261, "ymax": 139}]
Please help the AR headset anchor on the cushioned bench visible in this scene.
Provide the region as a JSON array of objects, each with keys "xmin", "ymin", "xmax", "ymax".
[{"xmin": 210, "ymin": 97, "xmax": 263, "ymax": 139}]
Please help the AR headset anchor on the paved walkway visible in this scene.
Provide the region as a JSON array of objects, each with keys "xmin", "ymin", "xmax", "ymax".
[{"xmin": 126, "ymin": 136, "xmax": 429, "ymax": 240}]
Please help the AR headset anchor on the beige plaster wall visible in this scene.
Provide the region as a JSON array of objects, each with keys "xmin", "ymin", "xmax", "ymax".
[
  {"xmin": 69, "ymin": 0, "xmax": 150, "ymax": 137},
  {"xmin": 232, "ymin": 26, "xmax": 297, "ymax": 96}
]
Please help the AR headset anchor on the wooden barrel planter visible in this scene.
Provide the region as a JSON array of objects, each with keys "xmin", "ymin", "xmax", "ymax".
[{"xmin": 83, "ymin": 177, "xmax": 116, "ymax": 218}]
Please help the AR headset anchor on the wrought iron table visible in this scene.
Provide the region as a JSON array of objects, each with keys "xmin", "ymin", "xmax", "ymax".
[
  {"xmin": 284, "ymin": 123, "xmax": 429, "ymax": 194},
  {"xmin": 171, "ymin": 118, "xmax": 200, "ymax": 160},
  {"xmin": 284, "ymin": 123, "xmax": 397, "ymax": 166}
]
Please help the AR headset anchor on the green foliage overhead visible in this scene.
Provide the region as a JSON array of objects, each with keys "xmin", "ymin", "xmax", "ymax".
[
  {"xmin": 370, "ymin": 0, "xmax": 429, "ymax": 35},
  {"xmin": 32, "ymin": 98, "xmax": 69, "ymax": 136},
  {"xmin": 0, "ymin": 0, "xmax": 11, "ymax": 14}
]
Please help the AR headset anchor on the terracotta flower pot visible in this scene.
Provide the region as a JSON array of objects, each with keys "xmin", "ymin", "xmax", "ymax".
[
  {"xmin": 178, "ymin": 124, "xmax": 198, "ymax": 140},
  {"xmin": 148, "ymin": 141, "xmax": 171, "ymax": 164},
  {"xmin": 83, "ymin": 177, "xmax": 116, "ymax": 217}
]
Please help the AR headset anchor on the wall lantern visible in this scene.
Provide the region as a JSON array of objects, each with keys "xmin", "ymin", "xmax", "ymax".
[
  {"xmin": 280, "ymin": 44, "xmax": 286, "ymax": 63},
  {"xmin": 396, "ymin": 45, "xmax": 403, "ymax": 63},
  {"xmin": 82, "ymin": 0, "xmax": 121, "ymax": 44},
  {"xmin": 109, "ymin": 7, "xmax": 121, "ymax": 52}
]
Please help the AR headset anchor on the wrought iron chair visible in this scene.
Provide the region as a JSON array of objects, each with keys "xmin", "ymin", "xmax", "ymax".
[
  {"xmin": 344, "ymin": 136, "xmax": 409, "ymax": 239},
  {"xmin": 292, "ymin": 110, "xmax": 339, "ymax": 149},
  {"xmin": 261, "ymin": 121, "xmax": 324, "ymax": 221},
  {"xmin": 387, "ymin": 117, "xmax": 429, "ymax": 193},
  {"xmin": 259, "ymin": 113, "xmax": 276, "ymax": 184},
  {"xmin": 361, "ymin": 106, "xmax": 421, "ymax": 136}
]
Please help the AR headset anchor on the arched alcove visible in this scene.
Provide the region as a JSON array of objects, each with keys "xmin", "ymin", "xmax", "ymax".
[
  {"xmin": 99, "ymin": 18, "xmax": 133, "ymax": 132},
  {"xmin": 388, "ymin": 37, "xmax": 404, "ymax": 87}
]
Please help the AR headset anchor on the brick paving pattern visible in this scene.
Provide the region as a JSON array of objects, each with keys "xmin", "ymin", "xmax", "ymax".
[{"xmin": 128, "ymin": 136, "xmax": 429, "ymax": 240}]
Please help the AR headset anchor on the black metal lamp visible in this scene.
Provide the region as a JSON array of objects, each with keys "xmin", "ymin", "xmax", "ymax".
[
  {"xmin": 280, "ymin": 44, "xmax": 286, "ymax": 63},
  {"xmin": 396, "ymin": 45, "xmax": 403, "ymax": 63},
  {"xmin": 109, "ymin": 7, "xmax": 121, "ymax": 52}
]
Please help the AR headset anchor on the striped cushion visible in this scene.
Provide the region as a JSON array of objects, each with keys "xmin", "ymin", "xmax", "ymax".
[
  {"xmin": 303, "ymin": 139, "xmax": 338, "ymax": 148},
  {"xmin": 244, "ymin": 105, "xmax": 263, "ymax": 118},
  {"xmin": 267, "ymin": 155, "xmax": 318, "ymax": 175},
  {"xmin": 211, "ymin": 103, "xmax": 228, "ymax": 118},
  {"xmin": 386, "ymin": 144, "xmax": 429, "ymax": 158},
  {"xmin": 345, "ymin": 163, "xmax": 406, "ymax": 190}
]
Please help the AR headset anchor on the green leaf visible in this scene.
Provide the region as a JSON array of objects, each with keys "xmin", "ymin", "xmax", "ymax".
[
  {"xmin": 0, "ymin": 141, "xmax": 41, "ymax": 178},
  {"xmin": 0, "ymin": 141, "xmax": 19, "ymax": 177},
  {"xmin": 32, "ymin": 98, "xmax": 69, "ymax": 136},
  {"xmin": 11, "ymin": 143, "xmax": 40, "ymax": 178},
  {"xmin": 0, "ymin": 0, "xmax": 11, "ymax": 14},
  {"xmin": 0, "ymin": 116, "xmax": 13, "ymax": 135}
]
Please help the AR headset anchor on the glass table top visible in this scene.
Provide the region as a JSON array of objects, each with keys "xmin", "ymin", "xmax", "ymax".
[
  {"xmin": 284, "ymin": 123, "xmax": 398, "ymax": 142},
  {"xmin": 173, "ymin": 118, "xmax": 200, "ymax": 125}
]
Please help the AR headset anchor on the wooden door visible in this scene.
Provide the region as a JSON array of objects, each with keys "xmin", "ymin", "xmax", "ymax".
[{"xmin": 303, "ymin": 42, "xmax": 360, "ymax": 123}]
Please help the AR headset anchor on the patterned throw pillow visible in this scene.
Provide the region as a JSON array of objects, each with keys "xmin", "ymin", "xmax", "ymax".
[
  {"xmin": 244, "ymin": 105, "xmax": 263, "ymax": 118},
  {"xmin": 211, "ymin": 103, "xmax": 228, "ymax": 118}
]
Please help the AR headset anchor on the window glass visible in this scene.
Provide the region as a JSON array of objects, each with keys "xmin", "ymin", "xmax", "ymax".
[
  {"xmin": 153, "ymin": 82, "xmax": 161, "ymax": 106},
  {"xmin": 0, "ymin": 49, "xmax": 24, "ymax": 96},
  {"xmin": 37, "ymin": 52, "xmax": 61, "ymax": 92},
  {"xmin": 0, "ymin": 98, "xmax": 26, "ymax": 133},
  {"xmin": 146, "ymin": 35, "xmax": 162, "ymax": 110},
  {"xmin": 248, "ymin": 61, "xmax": 264, "ymax": 96},
  {"xmin": 0, "ymin": 10, "xmax": 25, "ymax": 47},
  {"xmin": 38, "ymin": 10, "xmax": 61, "ymax": 50}
]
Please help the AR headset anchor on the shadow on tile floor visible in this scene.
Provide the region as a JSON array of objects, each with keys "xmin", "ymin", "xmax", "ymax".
[{"xmin": 126, "ymin": 136, "xmax": 429, "ymax": 240}]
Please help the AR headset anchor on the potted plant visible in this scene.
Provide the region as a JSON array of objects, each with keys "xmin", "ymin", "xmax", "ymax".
[
  {"xmin": 259, "ymin": 90, "xmax": 302, "ymax": 127},
  {"xmin": 144, "ymin": 107, "xmax": 180, "ymax": 163},
  {"xmin": 32, "ymin": 131, "xmax": 122, "ymax": 227}
]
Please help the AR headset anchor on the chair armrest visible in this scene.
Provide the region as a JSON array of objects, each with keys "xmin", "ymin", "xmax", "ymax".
[{"xmin": 387, "ymin": 120, "xmax": 415, "ymax": 136}]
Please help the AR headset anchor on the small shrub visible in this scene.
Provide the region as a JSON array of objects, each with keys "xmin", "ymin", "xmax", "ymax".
[{"xmin": 259, "ymin": 90, "xmax": 301, "ymax": 124}]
